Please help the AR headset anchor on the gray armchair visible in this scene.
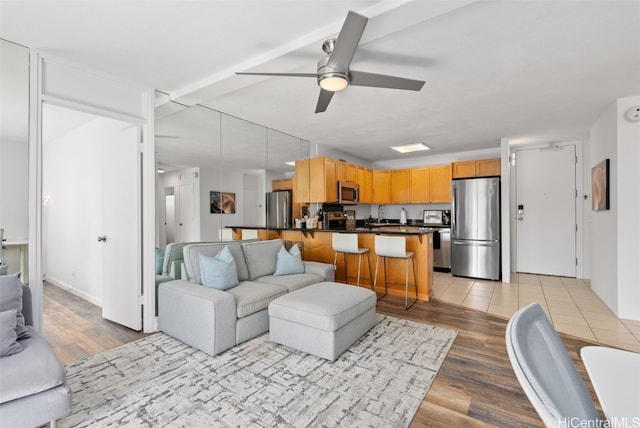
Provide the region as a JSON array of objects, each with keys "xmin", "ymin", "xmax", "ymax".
[{"xmin": 0, "ymin": 275, "xmax": 72, "ymax": 427}]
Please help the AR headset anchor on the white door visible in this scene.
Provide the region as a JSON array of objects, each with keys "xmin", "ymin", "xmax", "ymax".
[
  {"xmin": 515, "ymin": 145, "xmax": 576, "ymax": 277},
  {"xmin": 165, "ymin": 194, "xmax": 175, "ymax": 243},
  {"xmin": 177, "ymin": 183, "xmax": 194, "ymax": 242},
  {"xmin": 243, "ymin": 173, "xmax": 261, "ymax": 226},
  {"xmin": 100, "ymin": 125, "xmax": 142, "ymax": 330}
]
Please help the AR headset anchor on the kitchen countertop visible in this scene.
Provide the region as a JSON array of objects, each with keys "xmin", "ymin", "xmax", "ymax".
[{"xmin": 227, "ymin": 225, "xmax": 437, "ymax": 235}]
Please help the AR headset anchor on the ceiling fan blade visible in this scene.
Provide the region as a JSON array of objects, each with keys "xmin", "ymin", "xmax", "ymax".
[
  {"xmin": 236, "ymin": 72, "xmax": 318, "ymax": 78},
  {"xmin": 315, "ymin": 89, "xmax": 335, "ymax": 113},
  {"xmin": 327, "ymin": 11, "xmax": 368, "ymax": 71},
  {"xmin": 349, "ymin": 70, "xmax": 425, "ymax": 91}
]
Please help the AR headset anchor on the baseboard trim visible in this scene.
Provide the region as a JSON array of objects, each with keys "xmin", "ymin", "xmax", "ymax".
[{"xmin": 44, "ymin": 275, "xmax": 103, "ymax": 307}]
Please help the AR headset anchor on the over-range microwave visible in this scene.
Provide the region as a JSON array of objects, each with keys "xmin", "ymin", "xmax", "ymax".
[{"xmin": 338, "ymin": 181, "xmax": 359, "ymax": 204}]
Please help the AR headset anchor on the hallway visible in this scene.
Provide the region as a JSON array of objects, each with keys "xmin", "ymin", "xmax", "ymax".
[{"xmin": 432, "ymin": 272, "xmax": 640, "ymax": 352}]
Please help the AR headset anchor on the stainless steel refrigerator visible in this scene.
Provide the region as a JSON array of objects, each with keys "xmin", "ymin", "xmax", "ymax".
[
  {"xmin": 451, "ymin": 177, "xmax": 501, "ymax": 280},
  {"xmin": 265, "ymin": 190, "xmax": 292, "ymax": 228}
]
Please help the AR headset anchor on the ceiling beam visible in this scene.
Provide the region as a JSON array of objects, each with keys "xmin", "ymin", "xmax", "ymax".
[{"xmin": 170, "ymin": 0, "xmax": 477, "ymax": 106}]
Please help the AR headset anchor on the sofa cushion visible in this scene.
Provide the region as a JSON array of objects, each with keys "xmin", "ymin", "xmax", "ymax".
[
  {"xmin": 256, "ymin": 274, "xmax": 324, "ymax": 293},
  {"xmin": 0, "ymin": 326, "xmax": 66, "ymax": 404},
  {"xmin": 226, "ymin": 281, "xmax": 287, "ymax": 318},
  {"xmin": 0, "ymin": 275, "xmax": 30, "ymax": 340},
  {"xmin": 183, "ymin": 242, "xmax": 249, "ymax": 284},
  {"xmin": 274, "ymin": 244, "xmax": 304, "ymax": 276},
  {"xmin": 242, "ymin": 239, "xmax": 284, "ymax": 280},
  {"xmin": 0, "ymin": 309, "xmax": 22, "ymax": 357},
  {"xmin": 199, "ymin": 247, "xmax": 239, "ymax": 291}
]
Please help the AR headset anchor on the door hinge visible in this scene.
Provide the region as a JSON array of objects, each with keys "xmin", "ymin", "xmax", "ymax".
[
  {"xmin": 575, "ymin": 156, "xmax": 578, "ymax": 164},
  {"xmin": 576, "ymin": 257, "xmax": 578, "ymax": 266},
  {"xmin": 576, "ymin": 224, "xmax": 578, "ymax": 232}
]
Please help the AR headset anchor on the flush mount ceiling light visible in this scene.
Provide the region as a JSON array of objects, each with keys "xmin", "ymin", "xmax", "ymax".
[
  {"xmin": 285, "ymin": 161, "xmax": 296, "ymax": 166},
  {"xmin": 391, "ymin": 143, "xmax": 431, "ymax": 154},
  {"xmin": 157, "ymin": 168, "xmax": 165, "ymax": 174}
]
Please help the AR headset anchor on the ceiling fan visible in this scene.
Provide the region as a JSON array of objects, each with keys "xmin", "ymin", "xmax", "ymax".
[{"xmin": 236, "ymin": 11, "xmax": 425, "ymax": 113}]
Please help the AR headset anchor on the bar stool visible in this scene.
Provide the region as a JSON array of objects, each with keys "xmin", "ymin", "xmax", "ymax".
[
  {"xmin": 332, "ymin": 233, "xmax": 372, "ymax": 289},
  {"xmin": 374, "ymin": 235, "xmax": 418, "ymax": 309}
]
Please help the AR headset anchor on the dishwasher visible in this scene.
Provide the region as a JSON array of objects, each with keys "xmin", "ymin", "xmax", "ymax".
[{"xmin": 433, "ymin": 228, "xmax": 451, "ymax": 272}]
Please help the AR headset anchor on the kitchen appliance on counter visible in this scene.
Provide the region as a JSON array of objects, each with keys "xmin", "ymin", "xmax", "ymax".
[
  {"xmin": 265, "ymin": 190, "xmax": 292, "ymax": 228},
  {"xmin": 338, "ymin": 181, "xmax": 359, "ymax": 204},
  {"xmin": 323, "ymin": 211, "xmax": 345, "ymax": 230},
  {"xmin": 422, "ymin": 210, "xmax": 451, "ymax": 272},
  {"xmin": 451, "ymin": 177, "xmax": 501, "ymax": 280}
]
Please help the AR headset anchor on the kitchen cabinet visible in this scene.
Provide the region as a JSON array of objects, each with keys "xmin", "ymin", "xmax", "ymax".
[
  {"xmin": 409, "ymin": 167, "xmax": 430, "ymax": 203},
  {"xmin": 429, "ymin": 164, "xmax": 452, "ymax": 203},
  {"xmin": 337, "ymin": 160, "xmax": 358, "ymax": 183},
  {"xmin": 357, "ymin": 166, "xmax": 373, "ymax": 203},
  {"xmin": 372, "ymin": 170, "xmax": 391, "ymax": 204},
  {"xmin": 294, "ymin": 159, "xmax": 310, "ymax": 202},
  {"xmin": 309, "ymin": 157, "xmax": 337, "ymax": 203},
  {"xmin": 271, "ymin": 178, "xmax": 293, "ymax": 191},
  {"xmin": 390, "ymin": 169, "xmax": 411, "ymax": 203},
  {"xmin": 452, "ymin": 158, "xmax": 501, "ymax": 178}
]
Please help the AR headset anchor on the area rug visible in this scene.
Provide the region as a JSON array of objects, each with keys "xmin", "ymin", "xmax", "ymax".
[{"xmin": 60, "ymin": 315, "xmax": 457, "ymax": 427}]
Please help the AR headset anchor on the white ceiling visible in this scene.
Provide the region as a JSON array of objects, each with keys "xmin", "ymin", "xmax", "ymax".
[{"xmin": 2, "ymin": 0, "xmax": 639, "ymax": 165}]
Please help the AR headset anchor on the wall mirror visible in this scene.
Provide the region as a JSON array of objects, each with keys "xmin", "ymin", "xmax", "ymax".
[
  {"xmin": 155, "ymin": 93, "xmax": 310, "ymax": 247},
  {"xmin": 0, "ymin": 39, "xmax": 30, "ymax": 278}
]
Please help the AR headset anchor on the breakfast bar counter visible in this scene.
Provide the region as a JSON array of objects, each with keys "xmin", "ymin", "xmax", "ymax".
[{"xmin": 228, "ymin": 226, "xmax": 434, "ymax": 301}]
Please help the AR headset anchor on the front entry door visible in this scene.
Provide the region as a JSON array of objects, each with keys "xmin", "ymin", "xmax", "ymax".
[
  {"xmin": 100, "ymin": 125, "xmax": 142, "ymax": 330},
  {"xmin": 515, "ymin": 145, "xmax": 576, "ymax": 277}
]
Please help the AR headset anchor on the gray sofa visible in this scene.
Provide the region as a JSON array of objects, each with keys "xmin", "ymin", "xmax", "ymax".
[
  {"xmin": 158, "ymin": 239, "xmax": 334, "ymax": 356},
  {"xmin": 0, "ymin": 275, "xmax": 72, "ymax": 428}
]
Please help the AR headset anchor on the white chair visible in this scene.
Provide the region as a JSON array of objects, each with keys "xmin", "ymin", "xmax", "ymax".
[
  {"xmin": 332, "ymin": 233, "xmax": 372, "ymax": 289},
  {"xmin": 218, "ymin": 229, "xmax": 234, "ymax": 241},
  {"xmin": 505, "ymin": 303, "xmax": 601, "ymax": 427},
  {"xmin": 241, "ymin": 229, "xmax": 259, "ymax": 240},
  {"xmin": 373, "ymin": 235, "xmax": 417, "ymax": 309}
]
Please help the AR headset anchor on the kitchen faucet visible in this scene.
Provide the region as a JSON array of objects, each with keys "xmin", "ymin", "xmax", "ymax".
[{"xmin": 378, "ymin": 205, "xmax": 385, "ymax": 223}]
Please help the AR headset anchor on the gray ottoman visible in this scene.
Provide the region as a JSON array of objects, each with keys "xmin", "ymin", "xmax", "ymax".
[{"xmin": 268, "ymin": 281, "xmax": 377, "ymax": 361}]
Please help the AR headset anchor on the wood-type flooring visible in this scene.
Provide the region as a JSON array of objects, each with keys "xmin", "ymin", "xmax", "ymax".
[{"xmin": 43, "ymin": 282, "xmax": 604, "ymax": 427}]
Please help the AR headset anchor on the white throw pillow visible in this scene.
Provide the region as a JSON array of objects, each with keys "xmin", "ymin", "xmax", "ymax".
[
  {"xmin": 199, "ymin": 246, "xmax": 239, "ymax": 290},
  {"xmin": 274, "ymin": 244, "xmax": 304, "ymax": 276}
]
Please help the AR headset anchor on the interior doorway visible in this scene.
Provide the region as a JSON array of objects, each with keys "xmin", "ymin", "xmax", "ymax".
[
  {"xmin": 514, "ymin": 144, "xmax": 577, "ymax": 277},
  {"xmin": 42, "ymin": 103, "xmax": 142, "ymax": 330}
]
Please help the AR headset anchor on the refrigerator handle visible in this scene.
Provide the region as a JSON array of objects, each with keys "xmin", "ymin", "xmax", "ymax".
[{"xmin": 451, "ymin": 181, "xmax": 457, "ymax": 237}]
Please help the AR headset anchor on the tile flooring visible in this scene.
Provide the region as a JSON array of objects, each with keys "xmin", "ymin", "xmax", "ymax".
[{"xmin": 432, "ymin": 272, "xmax": 640, "ymax": 353}]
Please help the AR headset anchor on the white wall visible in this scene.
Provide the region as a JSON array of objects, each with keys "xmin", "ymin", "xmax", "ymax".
[
  {"xmin": 590, "ymin": 95, "xmax": 640, "ymax": 320},
  {"xmin": 42, "ymin": 116, "xmax": 127, "ymax": 305}
]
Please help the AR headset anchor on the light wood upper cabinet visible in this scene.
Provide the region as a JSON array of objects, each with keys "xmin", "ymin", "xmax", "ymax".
[
  {"xmin": 476, "ymin": 158, "xmax": 501, "ymax": 177},
  {"xmin": 357, "ymin": 166, "xmax": 373, "ymax": 204},
  {"xmin": 429, "ymin": 164, "xmax": 452, "ymax": 203},
  {"xmin": 309, "ymin": 157, "xmax": 337, "ymax": 203},
  {"xmin": 337, "ymin": 160, "xmax": 358, "ymax": 183},
  {"xmin": 294, "ymin": 159, "xmax": 310, "ymax": 202},
  {"xmin": 409, "ymin": 167, "xmax": 430, "ymax": 203},
  {"xmin": 452, "ymin": 158, "xmax": 501, "ymax": 178},
  {"xmin": 372, "ymin": 170, "xmax": 391, "ymax": 204},
  {"xmin": 271, "ymin": 178, "xmax": 293, "ymax": 191},
  {"xmin": 390, "ymin": 169, "xmax": 411, "ymax": 203}
]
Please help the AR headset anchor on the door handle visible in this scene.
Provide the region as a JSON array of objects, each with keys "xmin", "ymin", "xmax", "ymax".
[{"xmin": 97, "ymin": 235, "xmax": 107, "ymax": 242}]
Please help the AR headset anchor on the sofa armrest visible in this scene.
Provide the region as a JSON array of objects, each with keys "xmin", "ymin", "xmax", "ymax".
[
  {"xmin": 303, "ymin": 261, "xmax": 335, "ymax": 282},
  {"xmin": 158, "ymin": 280, "xmax": 237, "ymax": 356}
]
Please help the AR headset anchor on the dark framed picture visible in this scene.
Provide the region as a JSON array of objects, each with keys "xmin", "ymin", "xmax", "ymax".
[
  {"xmin": 210, "ymin": 191, "xmax": 236, "ymax": 214},
  {"xmin": 591, "ymin": 159, "xmax": 610, "ymax": 211}
]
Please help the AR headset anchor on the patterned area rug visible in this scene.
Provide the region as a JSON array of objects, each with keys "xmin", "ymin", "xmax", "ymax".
[{"xmin": 61, "ymin": 315, "xmax": 457, "ymax": 427}]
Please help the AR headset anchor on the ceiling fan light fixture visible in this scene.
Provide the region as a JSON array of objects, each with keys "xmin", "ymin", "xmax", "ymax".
[
  {"xmin": 318, "ymin": 73, "xmax": 349, "ymax": 92},
  {"xmin": 391, "ymin": 143, "xmax": 431, "ymax": 153}
]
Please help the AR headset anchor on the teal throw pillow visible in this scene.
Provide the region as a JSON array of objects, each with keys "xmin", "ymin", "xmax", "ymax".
[
  {"xmin": 274, "ymin": 244, "xmax": 304, "ymax": 276},
  {"xmin": 155, "ymin": 247, "xmax": 164, "ymax": 275},
  {"xmin": 199, "ymin": 246, "xmax": 239, "ymax": 290}
]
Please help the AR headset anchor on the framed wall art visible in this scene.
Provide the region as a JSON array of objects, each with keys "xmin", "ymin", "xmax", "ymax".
[
  {"xmin": 591, "ymin": 159, "xmax": 610, "ymax": 211},
  {"xmin": 210, "ymin": 191, "xmax": 236, "ymax": 214}
]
